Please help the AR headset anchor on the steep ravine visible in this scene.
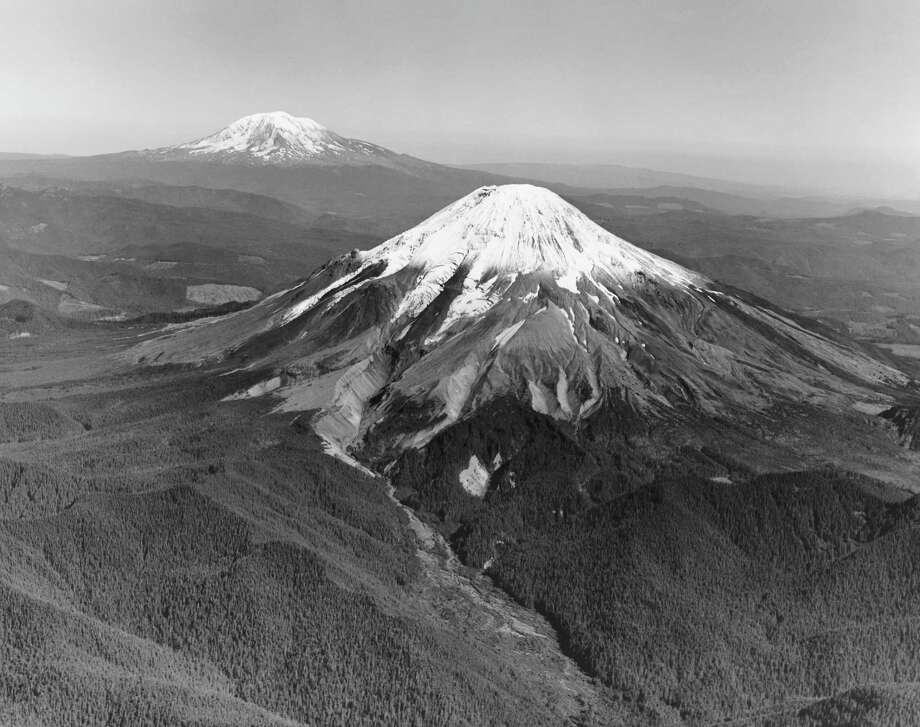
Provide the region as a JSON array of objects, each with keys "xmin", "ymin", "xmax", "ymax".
[{"xmin": 381, "ymin": 479, "xmax": 616, "ymax": 726}]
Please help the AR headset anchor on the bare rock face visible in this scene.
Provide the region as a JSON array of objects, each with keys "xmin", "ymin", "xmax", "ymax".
[{"xmin": 129, "ymin": 184, "xmax": 911, "ymax": 470}]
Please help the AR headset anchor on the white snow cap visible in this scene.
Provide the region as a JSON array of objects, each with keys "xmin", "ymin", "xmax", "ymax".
[
  {"xmin": 177, "ymin": 111, "xmax": 348, "ymax": 160},
  {"xmin": 362, "ymin": 184, "xmax": 703, "ymax": 289},
  {"xmin": 282, "ymin": 184, "xmax": 706, "ymax": 326}
]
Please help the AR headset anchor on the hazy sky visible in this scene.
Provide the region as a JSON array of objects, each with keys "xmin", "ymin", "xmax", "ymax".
[{"xmin": 2, "ymin": 0, "xmax": 919, "ymax": 194}]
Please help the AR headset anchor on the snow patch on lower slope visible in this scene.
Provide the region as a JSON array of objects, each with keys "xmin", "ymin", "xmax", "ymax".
[{"xmin": 459, "ymin": 455, "xmax": 490, "ymax": 497}]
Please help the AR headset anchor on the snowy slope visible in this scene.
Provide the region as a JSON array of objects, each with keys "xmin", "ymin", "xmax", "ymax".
[
  {"xmin": 361, "ymin": 184, "xmax": 699, "ymax": 287},
  {"xmin": 128, "ymin": 185, "xmax": 910, "ymax": 467},
  {"xmin": 280, "ymin": 185, "xmax": 702, "ymax": 329}
]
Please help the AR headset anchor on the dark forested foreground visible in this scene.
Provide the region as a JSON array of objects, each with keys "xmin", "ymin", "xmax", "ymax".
[
  {"xmin": 455, "ymin": 471, "xmax": 920, "ymax": 724},
  {"xmin": 0, "ymin": 328, "xmax": 607, "ymax": 726},
  {"xmin": 390, "ymin": 399, "xmax": 920, "ymax": 727},
  {"xmin": 3, "ymin": 327, "xmax": 920, "ymax": 726}
]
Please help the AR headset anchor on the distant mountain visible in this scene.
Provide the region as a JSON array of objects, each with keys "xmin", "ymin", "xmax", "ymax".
[
  {"xmin": 0, "ymin": 113, "xmax": 512, "ymax": 237},
  {"xmin": 139, "ymin": 111, "xmax": 402, "ymax": 167}
]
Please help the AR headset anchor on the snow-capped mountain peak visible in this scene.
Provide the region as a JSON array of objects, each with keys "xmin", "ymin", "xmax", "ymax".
[
  {"xmin": 130, "ymin": 184, "xmax": 907, "ymax": 468},
  {"xmin": 179, "ymin": 112, "xmax": 338, "ymax": 158},
  {"xmin": 360, "ymin": 184, "xmax": 701, "ymax": 292},
  {"xmin": 148, "ymin": 111, "xmax": 395, "ymax": 165}
]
